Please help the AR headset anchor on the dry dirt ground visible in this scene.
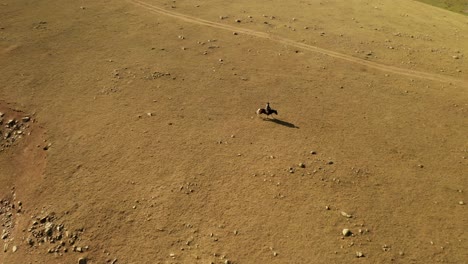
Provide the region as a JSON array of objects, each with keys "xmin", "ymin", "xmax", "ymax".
[{"xmin": 1, "ymin": 0, "xmax": 467, "ymax": 263}]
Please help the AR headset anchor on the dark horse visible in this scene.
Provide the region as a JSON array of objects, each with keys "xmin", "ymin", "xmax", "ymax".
[{"xmin": 256, "ymin": 102, "xmax": 278, "ymax": 117}]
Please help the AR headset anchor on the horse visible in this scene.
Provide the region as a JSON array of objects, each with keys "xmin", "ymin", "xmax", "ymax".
[{"xmin": 256, "ymin": 107, "xmax": 278, "ymax": 116}]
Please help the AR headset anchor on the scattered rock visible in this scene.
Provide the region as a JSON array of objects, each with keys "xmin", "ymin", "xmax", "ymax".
[
  {"xmin": 341, "ymin": 211, "xmax": 352, "ymax": 218},
  {"xmin": 44, "ymin": 222, "xmax": 56, "ymax": 236},
  {"xmin": 26, "ymin": 213, "xmax": 85, "ymax": 254},
  {"xmin": 382, "ymin": 244, "xmax": 390, "ymax": 251},
  {"xmin": 459, "ymin": 201, "xmax": 465, "ymax": 205},
  {"xmin": 356, "ymin": 251, "xmax": 364, "ymax": 258},
  {"xmin": 12, "ymin": 245, "xmax": 17, "ymax": 252},
  {"xmin": 298, "ymin": 163, "xmax": 305, "ymax": 168},
  {"xmin": 310, "ymin": 151, "xmax": 317, "ymax": 155},
  {"xmin": 6, "ymin": 119, "xmax": 15, "ymax": 127},
  {"xmin": 78, "ymin": 257, "xmax": 87, "ymax": 264},
  {"xmin": 342, "ymin": 229, "xmax": 352, "ymax": 236},
  {"xmin": 43, "ymin": 143, "xmax": 52, "ymax": 151}
]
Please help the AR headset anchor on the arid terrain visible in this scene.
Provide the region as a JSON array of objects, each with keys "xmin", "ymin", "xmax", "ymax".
[{"xmin": 1, "ymin": 0, "xmax": 467, "ymax": 263}]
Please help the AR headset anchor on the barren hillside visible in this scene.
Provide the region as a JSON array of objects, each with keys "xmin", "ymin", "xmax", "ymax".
[{"xmin": 1, "ymin": 0, "xmax": 467, "ymax": 263}]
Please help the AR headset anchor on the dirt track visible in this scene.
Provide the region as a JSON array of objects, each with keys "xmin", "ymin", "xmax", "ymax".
[{"xmin": 130, "ymin": 0, "xmax": 467, "ymax": 86}]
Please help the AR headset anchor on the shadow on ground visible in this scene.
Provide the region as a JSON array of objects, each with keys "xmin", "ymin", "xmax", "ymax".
[{"xmin": 264, "ymin": 118, "xmax": 299, "ymax": 128}]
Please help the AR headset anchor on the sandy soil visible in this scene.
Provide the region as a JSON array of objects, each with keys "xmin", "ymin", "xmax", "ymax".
[{"xmin": 1, "ymin": 0, "xmax": 467, "ymax": 263}]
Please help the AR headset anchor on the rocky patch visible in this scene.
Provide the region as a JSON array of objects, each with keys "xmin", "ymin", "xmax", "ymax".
[
  {"xmin": 0, "ymin": 111, "xmax": 32, "ymax": 152},
  {"xmin": 26, "ymin": 212, "xmax": 87, "ymax": 255}
]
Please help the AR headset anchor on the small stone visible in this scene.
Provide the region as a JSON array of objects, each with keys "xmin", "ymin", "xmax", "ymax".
[
  {"xmin": 310, "ymin": 151, "xmax": 317, "ymax": 155},
  {"xmin": 3, "ymin": 243, "xmax": 8, "ymax": 252},
  {"xmin": 78, "ymin": 257, "xmax": 87, "ymax": 264},
  {"xmin": 0, "ymin": 112, "xmax": 4, "ymax": 117},
  {"xmin": 6, "ymin": 119, "xmax": 15, "ymax": 127},
  {"xmin": 459, "ymin": 201, "xmax": 465, "ymax": 205},
  {"xmin": 146, "ymin": 112, "xmax": 152, "ymax": 117},
  {"xmin": 452, "ymin": 55, "xmax": 459, "ymax": 59},
  {"xmin": 273, "ymin": 251, "xmax": 278, "ymax": 256},
  {"xmin": 1, "ymin": 233, "xmax": 8, "ymax": 239},
  {"xmin": 299, "ymin": 163, "xmax": 305, "ymax": 168},
  {"xmin": 235, "ymin": 19, "xmax": 241, "ymax": 23},
  {"xmin": 12, "ymin": 245, "xmax": 17, "ymax": 252},
  {"xmin": 328, "ymin": 161, "xmax": 334, "ymax": 165},
  {"xmin": 325, "ymin": 206, "xmax": 330, "ymax": 210},
  {"xmin": 341, "ymin": 211, "xmax": 352, "ymax": 218},
  {"xmin": 342, "ymin": 229, "xmax": 352, "ymax": 236},
  {"xmin": 22, "ymin": 117, "xmax": 31, "ymax": 122},
  {"xmin": 44, "ymin": 222, "xmax": 54, "ymax": 236},
  {"xmin": 356, "ymin": 251, "xmax": 364, "ymax": 258},
  {"xmin": 76, "ymin": 247, "xmax": 83, "ymax": 252}
]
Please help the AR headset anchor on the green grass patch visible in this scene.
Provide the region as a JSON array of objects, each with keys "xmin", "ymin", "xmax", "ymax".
[{"xmin": 414, "ymin": 0, "xmax": 468, "ymax": 16}]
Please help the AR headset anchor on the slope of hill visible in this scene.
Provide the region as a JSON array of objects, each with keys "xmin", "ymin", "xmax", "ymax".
[
  {"xmin": 1, "ymin": 0, "xmax": 467, "ymax": 263},
  {"xmin": 415, "ymin": 0, "xmax": 468, "ymax": 15}
]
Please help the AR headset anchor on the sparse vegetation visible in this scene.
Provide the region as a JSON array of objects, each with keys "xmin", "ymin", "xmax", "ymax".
[{"xmin": 415, "ymin": 0, "xmax": 468, "ymax": 15}]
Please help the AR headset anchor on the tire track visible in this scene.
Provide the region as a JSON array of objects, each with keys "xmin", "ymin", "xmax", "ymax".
[{"xmin": 129, "ymin": 0, "xmax": 467, "ymax": 87}]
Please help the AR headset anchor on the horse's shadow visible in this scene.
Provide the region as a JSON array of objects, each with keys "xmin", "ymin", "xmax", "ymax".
[{"xmin": 264, "ymin": 118, "xmax": 299, "ymax": 128}]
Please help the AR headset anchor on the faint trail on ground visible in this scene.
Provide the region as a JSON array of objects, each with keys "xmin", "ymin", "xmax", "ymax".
[{"xmin": 129, "ymin": 0, "xmax": 467, "ymax": 87}]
